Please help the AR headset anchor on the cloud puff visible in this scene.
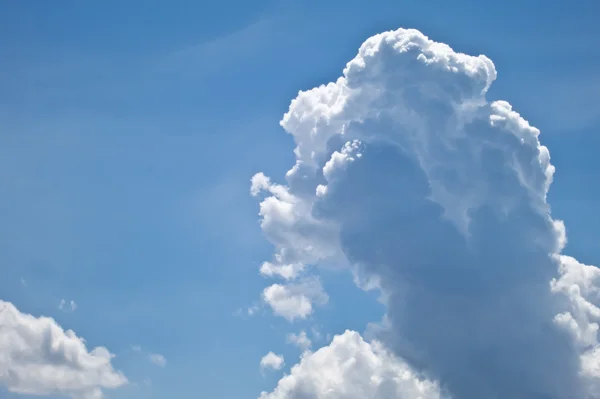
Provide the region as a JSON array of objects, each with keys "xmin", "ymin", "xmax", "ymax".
[
  {"xmin": 260, "ymin": 330, "xmax": 444, "ymax": 399},
  {"xmin": 262, "ymin": 278, "xmax": 328, "ymax": 322},
  {"xmin": 260, "ymin": 352, "xmax": 285, "ymax": 372},
  {"xmin": 253, "ymin": 28, "xmax": 600, "ymax": 398},
  {"xmin": 286, "ymin": 330, "xmax": 312, "ymax": 351},
  {"xmin": 0, "ymin": 300, "xmax": 127, "ymax": 399}
]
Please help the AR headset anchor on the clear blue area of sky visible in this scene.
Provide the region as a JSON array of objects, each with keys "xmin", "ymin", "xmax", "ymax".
[{"xmin": 1, "ymin": 1, "xmax": 599, "ymax": 398}]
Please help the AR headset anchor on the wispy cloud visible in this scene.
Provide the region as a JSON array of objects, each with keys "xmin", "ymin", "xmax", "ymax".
[
  {"xmin": 130, "ymin": 345, "xmax": 167, "ymax": 368},
  {"xmin": 148, "ymin": 353, "xmax": 167, "ymax": 368},
  {"xmin": 58, "ymin": 299, "xmax": 77, "ymax": 312},
  {"xmin": 286, "ymin": 331, "xmax": 311, "ymax": 351}
]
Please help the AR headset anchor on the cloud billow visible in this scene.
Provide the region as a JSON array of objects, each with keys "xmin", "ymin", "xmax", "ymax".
[
  {"xmin": 253, "ymin": 28, "xmax": 600, "ymax": 398},
  {"xmin": 0, "ymin": 300, "xmax": 127, "ymax": 399}
]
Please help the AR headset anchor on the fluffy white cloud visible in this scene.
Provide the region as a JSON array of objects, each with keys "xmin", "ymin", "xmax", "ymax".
[
  {"xmin": 260, "ymin": 352, "xmax": 285, "ymax": 372},
  {"xmin": 260, "ymin": 330, "xmax": 445, "ymax": 399},
  {"xmin": 252, "ymin": 27, "xmax": 600, "ymax": 398},
  {"xmin": 262, "ymin": 278, "xmax": 328, "ymax": 321},
  {"xmin": 0, "ymin": 300, "xmax": 127, "ymax": 399},
  {"xmin": 286, "ymin": 330, "xmax": 312, "ymax": 351},
  {"xmin": 260, "ymin": 260, "xmax": 305, "ymax": 281},
  {"xmin": 250, "ymin": 168, "xmax": 343, "ymax": 284},
  {"xmin": 149, "ymin": 353, "xmax": 167, "ymax": 368}
]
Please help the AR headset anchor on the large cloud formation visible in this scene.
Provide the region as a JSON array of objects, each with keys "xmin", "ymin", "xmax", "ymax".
[
  {"xmin": 0, "ymin": 300, "xmax": 127, "ymax": 399},
  {"xmin": 252, "ymin": 28, "xmax": 600, "ymax": 398}
]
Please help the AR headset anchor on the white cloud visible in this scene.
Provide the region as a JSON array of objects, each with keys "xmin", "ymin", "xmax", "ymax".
[
  {"xmin": 286, "ymin": 330, "xmax": 312, "ymax": 351},
  {"xmin": 0, "ymin": 300, "xmax": 127, "ymax": 399},
  {"xmin": 322, "ymin": 140, "xmax": 362, "ymax": 182},
  {"xmin": 260, "ymin": 261, "xmax": 305, "ymax": 280},
  {"xmin": 262, "ymin": 278, "xmax": 328, "ymax": 321},
  {"xmin": 250, "ymin": 168, "xmax": 344, "ymax": 285},
  {"xmin": 148, "ymin": 353, "xmax": 167, "ymax": 368},
  {"xmin": 59, "ymin": 299, "xmax": 77, "ymax": 312},
  {"xmin": 260, "ymin": 352, "xmax": 285, "ymax": 373},
  {"xmin": 260, "ymin": 330, "xmax": 445, "ymax": 399},
  {"xmin": 252, "ymin": 27, "xmax": 600, "ymax": 398}
]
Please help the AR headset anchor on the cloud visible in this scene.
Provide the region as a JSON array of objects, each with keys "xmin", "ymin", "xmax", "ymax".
[
  {"xmin": 148, "ymin": 353, "xmax": 167, "ymax": 368},
  {"xmin": 253, "ymin": 27, "xmax": 600, "ymax": 398},
  {"xmin": 250, "ymin": 172, "xmax": 342, "ymax": 280},
  {"xmin": 129, "ymin": 345, "xmax": 167, "ymax": 368},
  {"xmin": 247, "ymin": 304, "xmax": 261, "ymax": 316},
  {"xmin": 262, "ymin": 278, "xmax": 328, "ymax": 321},
  {"xmin": 286, "ymin": 330, "xmax": 312, "ymax": 351},
  {"xmin": 59, "ymin": 299, "xmax": 77, "ymax": 312},
  {"xmin": 260, "ymin": 330, "xmax": 444, "ymax": 399},
  {"xmin": 0, "ymin": 300, "xmax": 127, "ymax": 399},
  {"xmin": 260, "ymin": 260, "xmax": 305, "ymax": 280},
  {"xmin": 260, "ymin": 352, "xmax": 285, "ymax": 373}
]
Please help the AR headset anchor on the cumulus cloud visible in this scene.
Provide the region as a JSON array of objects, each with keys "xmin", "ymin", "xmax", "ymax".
[
  {"xmin": 260, "ymin": 352, "xmax": 285, "ymax": 372},
  {"xmin": 262, "ymin": 278, "xmax": 328, "ymax": 321},
  {"xmin": 286, "ymin": 330, "xmax": 312, "ymax": 351},
  {"xmin": 260, "ymin": 330, "xmax": 444, "ymax": 399},
  {"xmin": 0, "ymin": 300, "xmax": 127, "ymax": 399},
  {"xmin": 253, "ymin": 27, "xmax": 600, "ymax": 398}
]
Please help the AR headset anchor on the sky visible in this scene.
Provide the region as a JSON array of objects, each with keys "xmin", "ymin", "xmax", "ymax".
[{"xmin": 1, "ymin": 1, "xmax": 600, "ymax": 398}]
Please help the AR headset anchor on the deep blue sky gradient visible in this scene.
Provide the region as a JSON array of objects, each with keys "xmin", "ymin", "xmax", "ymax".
[{"xmin": 1, "ymin": 1, "xmax": 599, "ymax": 398}]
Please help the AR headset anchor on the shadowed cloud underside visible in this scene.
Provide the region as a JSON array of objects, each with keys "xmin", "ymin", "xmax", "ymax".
[{"xmin": 252, "ymin": 28, "xmax": 600, "ymax": 399}]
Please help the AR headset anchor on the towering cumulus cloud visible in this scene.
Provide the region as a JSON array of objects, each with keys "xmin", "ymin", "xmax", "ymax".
[{"xmin": 252, "ymin": 28, "xmax": 600, "ymax": 398}]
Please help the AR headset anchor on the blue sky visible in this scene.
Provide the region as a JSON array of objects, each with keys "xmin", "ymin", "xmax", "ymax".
[{"xmin": 1, "ymin": 1, "xmax": 599, "ymax": 398}]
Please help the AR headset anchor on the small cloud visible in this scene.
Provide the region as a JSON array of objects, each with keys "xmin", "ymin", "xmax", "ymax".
[
  {"xmin": 233, "ymin": 303, "xmax": 261, "ymax": 319},
  {"xmin": 247, "ymin": 304, "xmax": 260, "ymax": 316},
  {"xmin": 130, "ymin": 346, "xmax": 166, "ymax": 368},
  {"xmin": 20, "ymin": 278, "xmax": 27, "ymax": 287},
  {"xmin": 262, "ymin": 278, "xmax": 328, "ymax": 322},
  {"xmin": 286, "ymin": 331, "xmax": 312, "ymax": 351},
  {"xmin": 148, "ymin": 354, "xmax": 167, "ymax": 368},
  {"xmin": 59, "ymin": 299, "xmax": 77, "ymax": 312},
  {"xmin": 260, "ymin": 352, "xmax": 285, "ymax": 373},
  {"xmin": 260, "ymin": 261, "xmax": 305, "ymax": 280}
]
